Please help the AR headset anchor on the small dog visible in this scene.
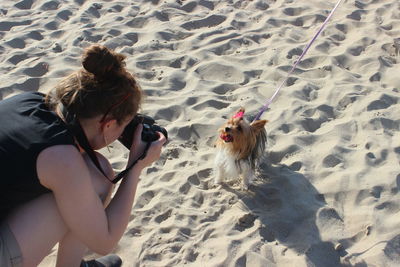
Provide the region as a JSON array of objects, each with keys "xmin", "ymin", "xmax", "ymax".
[{"xmin": 214, "ymin": 108, "xmax": 268, "ymax": 190}]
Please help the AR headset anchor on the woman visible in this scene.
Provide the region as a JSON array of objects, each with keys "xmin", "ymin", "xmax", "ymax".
[{"xmin": 0, "ymin": 44, "xmax": 166, "ymax": 267}]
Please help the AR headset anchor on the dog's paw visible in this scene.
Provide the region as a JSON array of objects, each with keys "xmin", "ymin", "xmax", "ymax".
[
  {"xmin": 211, "ymin": 181, "xmax": 224, "ymax": 189},
  {"xmin": 242, "ymin": 183, "xmax": 249, "ymax": 191},
  {"xmin": 242, "ymin": 180, "xmax": 255, "ymax": 191},
  {"xmin": 242, "ymin": 180, "xmax": 251, "ymax": 190},
  {"xmin": 214, "ymin": 177, "xmax": 224, "ymax": 185}
]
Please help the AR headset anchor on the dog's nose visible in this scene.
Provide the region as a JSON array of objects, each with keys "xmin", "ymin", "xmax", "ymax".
[{"xmin": 225, "ymin": 127, "xmax": 231, "ymax": 132}]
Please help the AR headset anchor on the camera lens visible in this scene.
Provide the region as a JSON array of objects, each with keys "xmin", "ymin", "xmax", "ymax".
[{"xmin": 118, "ymin": 114, "xmax": 168, "ymax": 148}]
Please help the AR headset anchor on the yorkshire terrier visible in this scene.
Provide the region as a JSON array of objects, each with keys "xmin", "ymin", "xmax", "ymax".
[{"xmin": 214, "ymin": 108, "xmax": 268, "ymax": 190}]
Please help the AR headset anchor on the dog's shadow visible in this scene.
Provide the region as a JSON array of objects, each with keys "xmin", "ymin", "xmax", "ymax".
[{"xmin": 223, "ymin": 161, "xmax": 344, "ymax": 267}]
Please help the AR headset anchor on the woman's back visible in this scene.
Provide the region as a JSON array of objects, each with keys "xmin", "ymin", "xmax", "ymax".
[{"xmin": 0, "ymin": 92, "xmax": 75, "ymax": 221}]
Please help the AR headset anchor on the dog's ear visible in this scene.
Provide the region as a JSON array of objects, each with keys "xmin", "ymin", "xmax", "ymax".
[{"xmin": 250, "ymin": 119, "xmax": 268, "ymax": 133}]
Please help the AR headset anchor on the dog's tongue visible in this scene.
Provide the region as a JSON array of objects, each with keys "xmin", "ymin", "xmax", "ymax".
[{"xmin": 220, "ymin": 133, "xmax": 233, "ymax": 142}]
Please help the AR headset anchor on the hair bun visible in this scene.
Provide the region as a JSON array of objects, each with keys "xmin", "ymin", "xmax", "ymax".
[{"xmin": 82, "ymin": 44, "xmax": 126, "ymax": 78}]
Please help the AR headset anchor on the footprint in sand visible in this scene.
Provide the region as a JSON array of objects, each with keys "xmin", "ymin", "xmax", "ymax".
[
  {"xmin": 181, "ymin": 15, "xmax": 226, "ymax": 31},
  {"xmin": 367, "ymin": 94, "xmax": 398, "ymax": 111},
  {"xmin": 8, "ymin": 54, "xmax": 29, "ymax": 65},
  {"xmin": 365, "ymin": 149, "xmax": 388, "ymax": 166},
  {"xmin": 40, "ymin": 0, "xmax": 59, "ymax": 11},
  {"xmin": 384, "ymin": 234, "xmax": 400, "ymax": 262},
  {"xmin": 316, "ymin": 207, "xmax": 343, "ymax": 235},
  {"xmin": 14, "ymin": 0, "xmax": 33, "ymax": 10},
  {"xmin": 322, "ymin": 154, "xmax": 342, "ymax": 168},
  {"xmin": 236, "ymin": 213, "xmax": 257, "ymax": 229},
  {"xmin": 23, "ymin": 62, "xmax": 49, "ymax": 77},
  {"xmin": 134, "ymin": 190, "xmax": 155, "ymax": 209},
  {"xmin": 195, "ymin": 62, "xmax": 245, "ymax": 83},
  {"xmin": 57, "ymin": 9, "xmax": 72, "ymax": 20},
  {"xmin": 155, "ymin": 209, "xmax": 172, "ymax": 224},
  {"xmin": 305, "ymin": 242, "xmax": 340, "ymax": 267},
  {"xmin": 6, "ymin": 38, "xmax": 25, "ymax": 49}
]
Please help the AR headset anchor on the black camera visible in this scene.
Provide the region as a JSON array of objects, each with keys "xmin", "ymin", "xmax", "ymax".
[{"xmin": 118, "ymin": 114, "xmax": 168, "ymax": 149}]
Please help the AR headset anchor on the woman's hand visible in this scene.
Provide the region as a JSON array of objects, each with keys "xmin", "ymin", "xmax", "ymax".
[{"xmin": 127, "ymin": 124, "xmax": 166, "ymax": 170}]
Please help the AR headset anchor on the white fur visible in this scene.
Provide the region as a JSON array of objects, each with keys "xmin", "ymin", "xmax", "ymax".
[{"xmin": 214, "ymin": 147, "xmax": 255, "ymax": 190}]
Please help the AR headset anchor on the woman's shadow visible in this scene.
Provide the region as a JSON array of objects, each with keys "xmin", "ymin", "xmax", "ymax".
[{"xmin": 223, "ymin": 161, "xmax": 347, "ymax": 267}]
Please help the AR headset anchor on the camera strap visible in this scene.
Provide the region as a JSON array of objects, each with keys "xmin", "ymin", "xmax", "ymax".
[
  {"xmin": 60, "ymin": 104, "xmax": 150, "ymax": 184},
  {"xmin": 112, "ymin": 141, "xmax": 151, "ymax": 184},
  {"xmin": 60, "ymin": 104, "xmax": 110, "ymax": 179}
]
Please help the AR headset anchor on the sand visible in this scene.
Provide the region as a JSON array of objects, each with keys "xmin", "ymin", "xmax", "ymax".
[{"xmin": 1, "ymin": 0, "xmax": 399, "ymax": 266}]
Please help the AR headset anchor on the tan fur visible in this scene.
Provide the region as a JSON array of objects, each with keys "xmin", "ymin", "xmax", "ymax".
[
  {"xmin": 214, "ymin": 107, "xmax": 268, "ymax": 189},
  {"xmin": 216, "ymin": 108, "xmax": 267, "ymax": 159}
]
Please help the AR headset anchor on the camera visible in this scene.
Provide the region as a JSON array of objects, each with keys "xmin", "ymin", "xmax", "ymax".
[{"xmin": 118, "ymin": 114, "xmax": 168, "ymax": 149}]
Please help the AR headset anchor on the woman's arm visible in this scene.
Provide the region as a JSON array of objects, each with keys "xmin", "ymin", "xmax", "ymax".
[{"xmin": 37, "ymin": 128, "xmax": 166, "ymax": 254}]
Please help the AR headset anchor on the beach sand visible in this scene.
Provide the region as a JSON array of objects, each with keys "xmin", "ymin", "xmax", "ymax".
[{"xmin": 1, "ymin": 0, "xmax": 399, "ymax": 266}]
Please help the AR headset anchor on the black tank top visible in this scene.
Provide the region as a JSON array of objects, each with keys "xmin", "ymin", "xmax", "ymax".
[{"xmin": 0, "ymin": 92, "xmax": 76, "ymax": 222}]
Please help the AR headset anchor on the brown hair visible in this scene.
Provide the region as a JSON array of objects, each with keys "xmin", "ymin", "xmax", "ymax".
[{"xmin": 46, "ymin": 44, "xmax": 142, "ymax": 124}]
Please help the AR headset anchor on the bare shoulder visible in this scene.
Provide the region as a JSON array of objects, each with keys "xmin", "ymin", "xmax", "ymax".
[{"xmin": 36, "ymin": 145, "xmax": 88, "ymax": 189}]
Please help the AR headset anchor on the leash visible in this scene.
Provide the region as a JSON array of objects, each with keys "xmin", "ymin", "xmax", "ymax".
[{"xmin": 253, "ymin": 0, "xmax": 344, "ymax": 122}]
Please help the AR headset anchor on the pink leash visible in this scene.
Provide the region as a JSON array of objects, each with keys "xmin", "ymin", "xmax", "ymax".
[{"xmin": 253, "ymin": 0, "xmax": 344, "ymax": 122}]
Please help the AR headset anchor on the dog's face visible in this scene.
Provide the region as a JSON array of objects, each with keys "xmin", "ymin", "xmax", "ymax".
[
  {"xmin": 217, "ymin": 108, "xmax": 267, "ymax": 159},
  {"xmin": 219, "ymin": 108, "xmax": 251, "ymax": 144}
]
